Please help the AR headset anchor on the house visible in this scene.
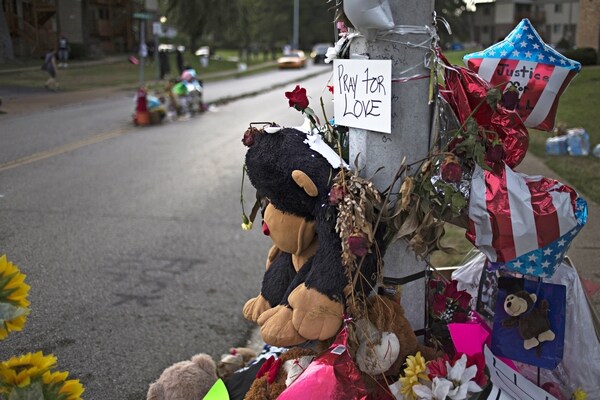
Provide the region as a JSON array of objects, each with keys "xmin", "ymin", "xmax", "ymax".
[
  {"xmin": 3, "ymin": 0, "xmax": 158, "ymax": 58},
  {"xmin": 472, "ymin": 0, "xmax": 580, "ymax": 49}
]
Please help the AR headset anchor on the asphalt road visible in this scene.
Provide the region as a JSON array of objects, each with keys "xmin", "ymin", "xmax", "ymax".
[{"xmin": 0, "ymin": 64, "xmax": 332, "ymax": 400}]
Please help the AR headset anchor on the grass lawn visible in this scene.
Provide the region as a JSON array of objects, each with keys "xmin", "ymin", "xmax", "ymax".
[{"xmin": 0, "ymin": 49, "xmax": 278, "ymax": 92}]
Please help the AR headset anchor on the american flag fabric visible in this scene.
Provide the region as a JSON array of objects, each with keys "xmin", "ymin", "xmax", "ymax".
[
  {"xmin": 467, "ymin": 164, "xmax": 587, "ymax": 278},
  {"xmin": 463, "ymin": 19, "xmax": 581, "ymax": 131}
]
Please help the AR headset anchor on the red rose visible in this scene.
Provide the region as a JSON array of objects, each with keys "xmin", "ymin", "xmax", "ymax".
[
  {"xmin": 347, "ymin": 232, "xmax": 369, "ymax": 257},
  {"xmin": 486, "ymin": 143, "xmax": 504, "ymax": 163},
  {"xmin": 328, "ymin": 184, "xmax": 346, "ymax": 205},
  {"xmin": 285, "ymin": 85, "xmax": 309, "ymax": 111},
  {"xmin": 441, "ymin": 156, "xmax": 462, "ymax": 183},
  {"xmin": 432, "ymin": 293, "xmax": 447, "ymax": 315},
  {"xmin": 242, "ymin": 127, "xmax": 259, "ymax": 147},
  {"xmin": 427, "ymin": 355, "xmax": 449, "ymax": 380}
]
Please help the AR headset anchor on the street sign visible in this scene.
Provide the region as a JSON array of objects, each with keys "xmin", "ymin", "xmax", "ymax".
[{"xmin": 133, "ymin": 12, "xmax": 154, "ymax": 20}]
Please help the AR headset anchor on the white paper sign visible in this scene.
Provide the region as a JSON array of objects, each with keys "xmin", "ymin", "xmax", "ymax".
[
  {"xmin": 483, "ymin": 346, "xmax": 557, "ymax": 400},
  {"xmin": 333, "ymin": 59, "xmax": 391, "ymax": 134}
]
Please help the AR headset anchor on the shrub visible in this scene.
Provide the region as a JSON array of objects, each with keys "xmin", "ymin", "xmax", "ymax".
[{"xmin": 561, "ymin": 47, "xmax": 598, "ymax": 65}]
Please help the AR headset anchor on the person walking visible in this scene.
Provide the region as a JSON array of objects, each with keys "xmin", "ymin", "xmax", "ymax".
[
  {"xmin": 42, "ymin": 48, "xmax": 59, "ymax": 91},
  {"xmin": 57, "ymin": 34, "xmax": 69, "ymax": 68}
]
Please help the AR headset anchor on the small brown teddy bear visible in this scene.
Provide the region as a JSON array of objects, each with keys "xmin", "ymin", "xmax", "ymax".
[
  {"xmin": 146, "ymin": 353, "xmax": 218, "ymax": 400},
  {"xmin": 502, "ymin": 290, "xmax": 556, "ymax": 350}
]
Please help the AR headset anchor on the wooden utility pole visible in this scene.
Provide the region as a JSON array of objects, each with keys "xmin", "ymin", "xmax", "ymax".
[{"xmin": 349, "ymin": 1, "xmax": 435, "ymax": 332}]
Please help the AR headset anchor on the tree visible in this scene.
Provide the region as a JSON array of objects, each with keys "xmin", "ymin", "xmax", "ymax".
[
  {"xmin": 435, "ymin": 0, "xmax": 473, "ymax": 48},
  {"xmin": 0, "ymin": 1, "xmax": 15, "ymax": 62}
]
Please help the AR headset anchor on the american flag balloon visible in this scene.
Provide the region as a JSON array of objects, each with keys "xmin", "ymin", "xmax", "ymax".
[
  {"xmin": 467, "ymin": 164, "xmax": 587, "ymax": 278},
  {"xmin": 463, "ymin": 19, "xmax": 581, "ymax": 131}
]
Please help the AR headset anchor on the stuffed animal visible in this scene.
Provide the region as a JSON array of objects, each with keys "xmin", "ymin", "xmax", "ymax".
[
  {"xmin": 241, "ymin": 126, "xmax": 384, "ymax": 347},
  {"xmin": 243, "ymin": 347, "xmax": 316, "ymax": 400},
  {"xmin": 353, "ymin": 294, "xmax": 439, "ymax": 378},
  {"xmin": 217, "ymin": 347, "xmax": 258, "ymax": 381},
  {"xmin": 146, "ymin": 353, "xmax": 218, "ymax": 400},
  {"xmin": 502, "ymin": 290, "xmax": 556, "ymax": 350}
]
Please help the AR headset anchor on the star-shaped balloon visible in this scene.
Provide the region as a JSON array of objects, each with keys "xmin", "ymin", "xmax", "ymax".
[{"xmin": 464, "ymin": 19, "xmax": 581, "ymax": 131}]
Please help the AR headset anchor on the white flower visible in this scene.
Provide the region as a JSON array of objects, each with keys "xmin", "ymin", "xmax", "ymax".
[
  {"xmin": 445, "ymin": 354, "xmax": 483, "ymax": 400},
  {"xmin": 413, "ymin": 377, "xmax": 453, "ymax": 399}
]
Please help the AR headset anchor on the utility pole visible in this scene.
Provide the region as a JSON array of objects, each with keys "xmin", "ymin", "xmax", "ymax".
[
  {"xmin": 293, "ymin": 0, "xmax": 299, "ymax": 49},
  {"xmin": 349, "ymin": 1, "xmax": 435, "ymax": 332}
]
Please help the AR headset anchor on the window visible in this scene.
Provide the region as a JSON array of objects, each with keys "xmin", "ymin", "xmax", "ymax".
[
  {"xmin": 555, "ymin": 4, "xmax": 563, "ymax": 13},
  {"xmin": 483, "ymin": 26, "xmax": 489, "ymax": 34},
  {"xmin": 483, "ymin": 7, "xmax": 490, "ymax": 15},
  {"xmin": 553, "ymin": 24, "xmax": 561, "ymax": 34}
]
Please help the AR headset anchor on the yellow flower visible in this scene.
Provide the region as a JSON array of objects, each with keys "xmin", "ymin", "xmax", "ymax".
[
  {"xmin": 0, "ymin": 352, "xmax": 57, "ymax": 388},
  {"xmin": 0, "ymin": 255, "xmax": 31, "ymax": 339},
  {"xmin": 572, "ymin": 388, "xmax": 587, "ymax": 400},
  {"xmin": 0, "ymin": 255, "xmax": 30, "ymax": 306},
  {"xmin": 399, "ymin": 351, "xmax": 429, "ymax": 400},
  {"xmin": 59, "ymin": 378, "xmax": 85, "ymax": 399},
  {"xmin": 241, "ymin": 214, "xmax": 253, "ymax": 230}
]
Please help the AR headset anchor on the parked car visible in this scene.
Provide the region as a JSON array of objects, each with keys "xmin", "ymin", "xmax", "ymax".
[
  {"xmin": 277, "ymin": 50, "xmax": 307, "ymax": 69},
  {"xmin": 311, "ymin": 43, "xmax": 331, "ymax": 64}
]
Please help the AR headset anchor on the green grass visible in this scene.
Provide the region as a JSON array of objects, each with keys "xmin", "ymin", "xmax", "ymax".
[
  {"xmin": 0, "ymin": 49, "xmax": 278, "ymax": 92},
  {"xmin": 528, "ymin": 66, "xmax": 600, "ymax": 204}
]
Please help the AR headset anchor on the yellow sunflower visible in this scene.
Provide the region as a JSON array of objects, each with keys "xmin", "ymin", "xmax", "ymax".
[
  {"xmin": 0, "ymin": 255, "xmax": 31, "ymax": 339},
  {"xmin": 0, "ymin": 255, "xmax": 30, "ymax": 306},
  {"xmin": 42, "ymin": 371, "xmax": 85, "ymax": 400},
  {"xmin": 399, "ymin": 351, "xmax": 429, "ymax": 400},
  {"xmin": 0, "ymin": 352, "xmax": 57, "ymax": 388}
]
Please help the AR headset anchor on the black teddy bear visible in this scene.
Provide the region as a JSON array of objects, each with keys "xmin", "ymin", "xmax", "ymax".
[{"xmin": 241, "ymin": 126, "xmax": 383, "ymax": 347}]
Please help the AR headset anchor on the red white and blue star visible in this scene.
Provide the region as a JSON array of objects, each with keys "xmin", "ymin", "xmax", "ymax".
[{"xmin": 463, "ymin": 19, "xmax": 581, "ymax": 131}]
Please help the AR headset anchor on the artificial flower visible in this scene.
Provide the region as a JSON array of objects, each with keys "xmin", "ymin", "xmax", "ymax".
[
  {"xmin": 445, "ymin": 354, "xmax": 483, "ymax": 400},
  {"xmin": 0, "ymin": 352, "xmax": 57, "ymax": 388},
  {"xmin": 285, "ymin": 85, "xmax": 309, "ymax": 111},
  {"xmin": 412, "ymin": 377, "xmax": 454, "ymax": 400},
  {"xmin": 572, "ymin": 388, "xmax": 587, "ymax": 400},
  {"xmin": 241, "ymin": 214, "xmax": 253, "ymax": 231},
  {"xmin": 427, "ymin": 354, "xmax": 449, "ymax": 380},
  {"xmin": 400, "ymin": 352, "xmax": 429, "ymax": 400},
  {"xmin": 347, "ymin": 232, "xmax": 369, "ymax": 257},
  {"xmin": 456, "ymin": 352, "xmax": 487, "ymax": 388}
]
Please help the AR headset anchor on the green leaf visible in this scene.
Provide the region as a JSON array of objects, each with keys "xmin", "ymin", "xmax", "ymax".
[
  {"xmin": 8, "ymin": 381, "xmax": 44, "ymax": 400},
  {"xmin": 0, "ymin": 302, "xmax": 29, "ymax": 322}
]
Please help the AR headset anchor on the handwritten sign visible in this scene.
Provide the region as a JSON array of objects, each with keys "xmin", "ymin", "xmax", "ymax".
[{"xmin": 333, "ymin": 59, "xmax": 391, "ymax": 134}]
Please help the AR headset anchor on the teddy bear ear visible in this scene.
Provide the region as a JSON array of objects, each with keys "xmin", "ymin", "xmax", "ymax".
[
  {"xmin": 146, "ymin": 381, "xmax": 165, "ymax": 400},
  {"xmin": 292, "ymin": 170, "xmax": 318, "ymax": 197},
  {"xmin": 529, "ymin": 293, "xmax": 537, "ymax": 303}
]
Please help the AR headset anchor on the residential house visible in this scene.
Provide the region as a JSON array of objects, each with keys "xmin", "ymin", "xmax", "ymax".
[
  {"xmin": 3, "ymin": 0, "xmax": 158, "ymax": 58},
  {"xmin": 472, "ymin": 0, "xmax": 579, "ymax": 48}
]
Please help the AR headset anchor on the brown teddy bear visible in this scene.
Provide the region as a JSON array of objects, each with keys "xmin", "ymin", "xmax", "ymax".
[
  {"xmin": 502, "ymin": 290, "xmax": 555, "ymax": 350},
  {"xmin": 146, "ymin": 353, "xmax": 218, "ymax": 400}
]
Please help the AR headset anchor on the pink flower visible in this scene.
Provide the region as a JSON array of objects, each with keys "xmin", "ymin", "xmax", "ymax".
[
  {"xmin": 348, "ymin": 232, "xmax": 369, "ymax": 257},
  {"xmin": 285, "ymin": 85, "xmax": 309, "ymax": 111}
]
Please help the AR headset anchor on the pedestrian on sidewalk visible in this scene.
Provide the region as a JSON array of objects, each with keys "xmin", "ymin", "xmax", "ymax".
[
  {"xmin": 57, "ymin": 34, "xmax": 70, "ymax": 68},
  {"xmin": 42, "ymin": 48, "xmax": 59, "ymax": 91}
]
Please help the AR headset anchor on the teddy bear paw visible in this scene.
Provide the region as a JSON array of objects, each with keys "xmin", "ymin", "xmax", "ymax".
[
  {"xmin": 288, "ymin": 284, "xmax": 344, "ymax": 341},
  {"xmin": 257, "ymin": 305, "xmax": 307, "ymax": 347},
  {"xmin": 243, "ymin": 294, "xmax": 272, "ymax": 323}
]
